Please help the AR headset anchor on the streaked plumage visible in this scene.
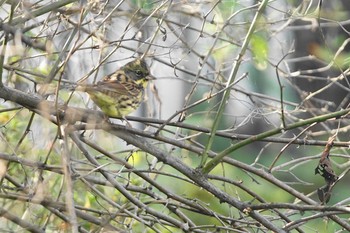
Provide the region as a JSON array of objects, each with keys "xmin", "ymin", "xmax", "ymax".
[{"xmin": 76, "ymin": 58, "xmax": 154, "ymax": 117}]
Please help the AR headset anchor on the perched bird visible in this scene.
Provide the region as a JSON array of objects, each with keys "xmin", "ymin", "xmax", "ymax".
[{"xmin": 75, "ymin": 58, "xmax": 154, "ymax": 118}]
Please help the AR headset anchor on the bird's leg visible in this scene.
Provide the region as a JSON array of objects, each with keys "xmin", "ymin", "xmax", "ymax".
[
  {"xmin": 102, "ymin": 114, "xmax": 111, "ymax": 123},
  {"xmin": 122, "ymin": 117, "xmax": 132, "ymax": 127}
]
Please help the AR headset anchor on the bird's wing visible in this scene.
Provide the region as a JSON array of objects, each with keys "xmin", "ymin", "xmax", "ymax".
[{"xmin": 77, "ymin": 79, "xmax": 141, "ymax": 97}]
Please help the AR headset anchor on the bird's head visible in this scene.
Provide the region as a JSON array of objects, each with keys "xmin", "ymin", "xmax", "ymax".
[{"xmin": 123, "ymin": 58, "xmax": 155, "ymax": 88}]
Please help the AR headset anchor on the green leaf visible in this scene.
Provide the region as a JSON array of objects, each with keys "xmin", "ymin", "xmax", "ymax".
[{"xmin": 251, "ymin": 33, "xmax": 268, "ymax": 70}]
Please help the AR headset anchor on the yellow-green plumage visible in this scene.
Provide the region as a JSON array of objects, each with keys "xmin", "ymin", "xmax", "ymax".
[{"xmin": 76, "ymin": 58, "xmax": 153, "ymax": 117}]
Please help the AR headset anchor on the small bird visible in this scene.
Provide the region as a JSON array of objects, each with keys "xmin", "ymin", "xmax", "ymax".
[{"xmin": 75, "ymin": 58, "xmax": 154, "ymax": 118}]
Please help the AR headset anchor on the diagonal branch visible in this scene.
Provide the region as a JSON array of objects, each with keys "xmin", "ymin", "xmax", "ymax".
[{"xmin": 200, "ymin": 0, "xmax": 269, "ymax": 169}]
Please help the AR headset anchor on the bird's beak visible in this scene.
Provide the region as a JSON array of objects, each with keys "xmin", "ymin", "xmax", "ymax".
[{"xmin": 147, "ymin": 74, "xmax": 156, "ymax": 80}]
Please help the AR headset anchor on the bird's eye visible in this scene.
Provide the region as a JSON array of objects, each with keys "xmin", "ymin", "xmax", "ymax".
[{"xmin": 135, "ymin": 70, "xmax": 142, "ymax": 76}]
